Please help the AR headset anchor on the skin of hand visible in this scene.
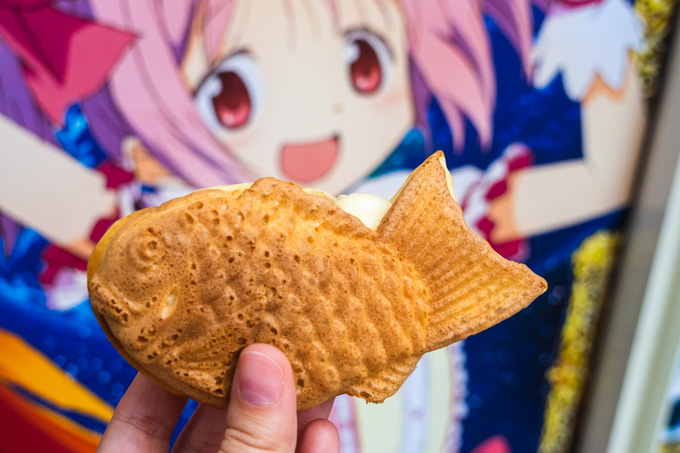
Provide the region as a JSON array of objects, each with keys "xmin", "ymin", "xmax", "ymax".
[
  {"xmin": 487, "ymin": 172, "xmax": 522, "ymax": 245},
  {"xmin": 123, "ymin": 136, "xmax": 175, "ymax": 186},
  {"xmin": 97, "ymin": 344, "xmax": 339, "ymax": 453}
]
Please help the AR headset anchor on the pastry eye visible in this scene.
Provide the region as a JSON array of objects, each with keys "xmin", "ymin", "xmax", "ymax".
[
  {"xmin": 343, "ymin": 29, "xmax": 392, "ymax": 94},
  {"xmin": 195, "ymin": 52, "xmax": 262, "ymax": 131}
]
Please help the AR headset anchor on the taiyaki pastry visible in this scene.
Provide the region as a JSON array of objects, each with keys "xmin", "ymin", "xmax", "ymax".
[{"xmin": 87, "ymin": 151, "xmax": 547, "ymax": 410}]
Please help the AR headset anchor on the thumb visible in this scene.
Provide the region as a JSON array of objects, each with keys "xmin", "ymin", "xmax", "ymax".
[{"xmin": 220, "ymin": 344, "xmax": 298, "ymax": 453}]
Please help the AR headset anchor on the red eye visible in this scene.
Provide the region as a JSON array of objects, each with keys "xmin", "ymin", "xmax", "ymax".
[
  {"xmin": 348, "ymin": 39, "xmax": 382, "ymax": 94},
  {"xmin": 212, "ymin": 71, "xmax": 251, "ymax": 129}
]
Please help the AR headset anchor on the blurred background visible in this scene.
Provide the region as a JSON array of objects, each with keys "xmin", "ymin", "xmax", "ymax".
[{"xmin": 1, "ymin": 0, "xmax": 679, "ymax": 451}]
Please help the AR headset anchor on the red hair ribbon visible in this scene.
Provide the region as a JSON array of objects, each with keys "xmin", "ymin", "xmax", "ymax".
[
  {"xmin": 558, "ymin": 0, "xmax": 605, "ymax": 8},
  {"xmin": 0, "ymin": 0, "xmax": 135, "ymax": 124}
]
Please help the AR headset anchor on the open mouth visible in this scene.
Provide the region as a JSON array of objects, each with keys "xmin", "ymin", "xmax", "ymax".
[{"xmin": 280, "ymin": 135, "xmax": 339, "ymax": 183}]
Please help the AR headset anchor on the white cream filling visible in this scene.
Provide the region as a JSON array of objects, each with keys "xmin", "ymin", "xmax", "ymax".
[
  {"xmin": 335, "ymin": 193, "xmax": 392, "ymax": 230},
  {"xmin": 209, "ymin": 183, "xmax": 391, "ymax": 230},
  {"xmin": 206, "ymin": 158, "xmax": 454, "ymax": 231}
]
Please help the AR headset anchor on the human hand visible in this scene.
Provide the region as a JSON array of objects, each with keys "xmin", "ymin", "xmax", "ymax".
[
  {"xmin": 97, "ymin": 344, "xmax": 339, "ymax": 452},
  {"xmin": 461, "ymin": 143, "xmax": 531, "ymax": 261},
  {"xmin": 487, "ymin": 171, "xmax": 521, "ymax": 245},
  {"xmin": 122, "ymin": 136, "xmax": 174, "ymax": 186}
]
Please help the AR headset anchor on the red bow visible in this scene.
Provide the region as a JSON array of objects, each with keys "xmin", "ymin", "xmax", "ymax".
[
  {"xmin": 558, "ymin": 0, "xmax": 605, "ymax": 8},
  {"xmin": 0, "ymin": 0, "xmax": 135, "ymax": 124}
]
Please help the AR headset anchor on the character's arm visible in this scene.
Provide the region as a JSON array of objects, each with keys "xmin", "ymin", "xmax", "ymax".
[
  {"xmin": 0, "ymin": 114, "xmax": 116, "ymax": 258},
  {"xmin": 491, "ymin": 61, "xmax": 646, "ymax": 243},
  {"xmin": 489, "ymin": 0, "xmax": 646, "ymax": 243}
]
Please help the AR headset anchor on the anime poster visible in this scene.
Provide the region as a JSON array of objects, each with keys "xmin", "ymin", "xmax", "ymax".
[{"xmin": 0, "ymin": 0, "xmax": 669, "ymax": 452}]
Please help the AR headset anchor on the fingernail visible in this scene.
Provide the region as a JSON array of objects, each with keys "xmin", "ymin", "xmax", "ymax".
[{"xmin": 237, "ymin": 351, "xmax": 284, "ymax": 406}]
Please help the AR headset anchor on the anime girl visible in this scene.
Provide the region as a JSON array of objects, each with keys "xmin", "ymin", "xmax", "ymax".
[
  {"xmin": 92, "ymin": 1, "xmax": 536, "ymax": 451},
  {"xmin": 1, "ymin": 1, "xmax": 533, "ymax": 451},
  {"xmin": 0, "ymin": 0, "xmax": 645, "ymax": 451}
]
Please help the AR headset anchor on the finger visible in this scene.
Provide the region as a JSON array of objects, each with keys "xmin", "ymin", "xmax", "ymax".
[
  {"xmin": 297, "ymin": 398, "xmax": 335, "ymax": 434},
  {"xmin": 98, "ymin": 373, "xmax": 187, "ymax": 453},
  {"xmin": 220, "ymin": 344, "xmax": 297, "ymax": 453},
  {"xmin": 172, "ymin": 404, "xmax": 227, "ymax": 452},
  {"xmin": 297, "ymin": 419, "xmax": 339, "ymax": 453}
]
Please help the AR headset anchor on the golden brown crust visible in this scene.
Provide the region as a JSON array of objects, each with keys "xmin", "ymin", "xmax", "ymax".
[
  {"xmin": 89, "ymin": 180, "xmax": 428, "ymax": 409},
  {"xmin": 88, "ymin": 210, "xmax": 193, "ymax": 400},
  {"xmin": 88, "ymin": 152, "xmax": 546, "ymax": 410},
  {"xmin": 379, "ymin": 152, "xmax": 548, "ymax": 350}
]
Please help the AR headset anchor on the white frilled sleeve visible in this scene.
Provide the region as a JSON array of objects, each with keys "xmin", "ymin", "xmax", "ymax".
[{"xmin": 532, "ymin": 0, "xmax": 643, "ymax": 101}]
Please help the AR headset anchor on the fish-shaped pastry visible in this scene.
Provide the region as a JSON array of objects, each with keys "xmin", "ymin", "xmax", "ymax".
[{"xmin": 87, "ymin": 152, "xmax": 547, "ymax": 410}]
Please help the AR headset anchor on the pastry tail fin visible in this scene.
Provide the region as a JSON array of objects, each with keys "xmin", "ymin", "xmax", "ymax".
[{"xmin": 377, "ymin": 151, "xmax": 547, "ymax": 352}]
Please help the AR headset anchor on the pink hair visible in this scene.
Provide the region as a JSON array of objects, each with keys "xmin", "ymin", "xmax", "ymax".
[
  {"xmin": 402, "ymin": 0, "xmax": 533, "ymax": 148},
  {"xmin": 83, "ymin": 0, "xmax": 248, "ymax": 187},
  {"xmin": 81, "ymin": 0, "xmax": 535, "ymax": 187}
]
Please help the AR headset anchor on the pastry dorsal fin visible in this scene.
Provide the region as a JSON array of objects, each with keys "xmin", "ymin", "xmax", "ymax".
[{"xmin": 378, "ymin": 151, "xmax": 546, "ymax": 351}]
